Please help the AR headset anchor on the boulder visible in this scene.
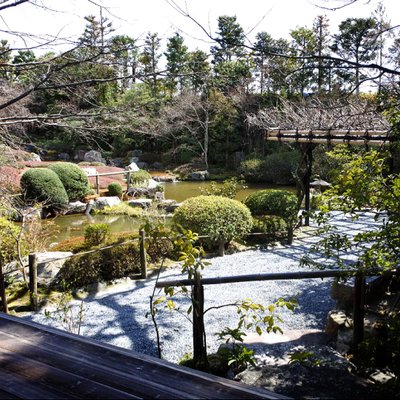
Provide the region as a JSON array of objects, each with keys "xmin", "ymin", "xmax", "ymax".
[
  {"xmin": 27, "ymin": 152, "xmax": 41, "ymax": 162},
  {"xmin": 83, "ymin": 150, "xmax": 106, "ymax": 164},
  {"xmin": 94, "ymin": 196, "xmax": 121, "ymax": 210},
  {"xmin": 127, "ymin": 162, "xmax": 139, "ymax": 171},
  {"xmin": 188, "ymin": 170, "xmax": 209, "ymax": 181},
  {"xmin": 109, "ymin": 158, "xmax": 125, "ymax": 167},
  {"xmin": 74, "ymin": 149, "xmax": 86, "ymax": 162},
  {"xmin": 137, "ymin": 161, "xmax": 148, "ymax": 169},
  {"xmin": 36, "ymin": 252, "xmax": 73, "ymax": 287},
  {"xmin": 81, "ymin": 167, "xmax": 97, "ymax": 176},
  {"xmin": 128, "ymin": 199, "xmax": 152, "ymax": 209},
  {"xmin": 57, "ymin": 152, "xmax": 70, "ymax": 161},
  {"xmin": 65, "ymin": 201, "xmax": 87, "ymax": 215}
]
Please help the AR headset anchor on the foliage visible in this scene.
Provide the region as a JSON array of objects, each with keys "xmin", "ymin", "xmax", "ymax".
[
  {"xmin": 0, "ymin": 217, "xmax": 27, "ymax": 265},
  {"xmin": 20, "ymin": 168, "xmax": 69, "ymax": 213},
  {"xmin": 251, "ymin": 215, "xmax": 288, "ymax": 238},
  {"xmin": 94, "ymin": 202, "xmax": 142, "ymax": 217},
  {"xmin": 84, "ymin": 223, "xmax": 111, "ymax": 247},
  {"xmin": 199, "ymin": 177, "xmax": 247, "ymax": 199},
  {"xmin": 130, "ymin": 169, "xmax": 152, "ymax": 186},
  {"xmin": 107, "ymin": 182, "xmax": 123, "ymax": 197},
  {"xmin": 48, "ymin": 162, "xmax": 91, "ymax": 201},
  {"xmin": 56, "ymin": 240, "xmax": 141, "ymax": 289},
  {"xmin": 244, "ymin": 189, "xmax": 298, "ymax": 223},
  {"xmin": 302, "ymin": 150, "xmax": 400, "ymax": 273},
  {"xmin": 239, "ymin": 151, "xmax": 299, "ymax": 184},
  {"xmin": 172, "ymin": 195, "xmax": 252, "ymax": 245}
]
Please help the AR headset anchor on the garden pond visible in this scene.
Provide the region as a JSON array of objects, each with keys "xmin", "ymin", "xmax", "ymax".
[{"xmin": 42, "ymin": 181, "xmax": 294, "ymax": 247}]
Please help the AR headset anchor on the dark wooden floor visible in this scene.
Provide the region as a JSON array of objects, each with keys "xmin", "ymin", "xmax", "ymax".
[{"xmin": 0, "ymin": 313, "xmax": 289, "ymax": 399}]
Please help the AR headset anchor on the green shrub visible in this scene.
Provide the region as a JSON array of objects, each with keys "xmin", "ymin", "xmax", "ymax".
[
  {"xmin": 251, "ymin": 215, "xmax": 287, "ymax": 237},
  {"xmin": 107, "ymin": 182, "xmax": 123, "ymax": 197},
  {"xmin": 48, "ymin": 162, "xmax": 90, "ymax": 201},
  {"xmin": 200, "ymin": 177, "xmax": 246, "ymax": 199},
  {"xmin": 239, "ymin": 157, "xmax": 268, "ymax": 182},
  {"xmin": 239, "ymin": 151, "xmax": 299, "ymax": 184},
  {"xmin": 84, "ymin": 223, "xmax": 110, "ymax": 246},
  {"xmin": 20, "ymin": 168, "xmax": 69, "ymax": 212},
  {"xmin": 172, "ymin": 195, "xmax": 252, "ymax": 246},
  {"xmin": 130, "ymin": 169, "xmax": 151, "ymax": 187},
  {"xmin": 244, "ymin": 189, "xmax": 298, "ymax": 243},
  {"xmin": 0, "ymin": 217, "xmax": 27, "ymax": 264}
]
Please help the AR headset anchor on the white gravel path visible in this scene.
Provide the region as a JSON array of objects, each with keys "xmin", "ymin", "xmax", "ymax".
[{"xmin": 24, "ymin": 211, "xmax": 381, "ymax": 363}]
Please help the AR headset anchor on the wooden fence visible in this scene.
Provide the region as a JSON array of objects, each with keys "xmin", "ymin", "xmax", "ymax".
[
  {"xmin": 87, "ymin": 170, "xmax": 132, "ymax": 194},
  {"xmin": 156, "ymin": 268, "xmax": 398, "ymax": 367}
]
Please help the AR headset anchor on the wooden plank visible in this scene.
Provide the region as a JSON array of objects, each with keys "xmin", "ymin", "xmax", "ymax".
[
  {"xmin": 0, "ymin": 347, "xmax": 139, "ymax": 400},
  {"xmin": 0, "ymin": 315, "xmax": 286, "ymax": 399},
  {"xmin": 0, "ymin": 332, "xmax": 192, "ymax": 400}
]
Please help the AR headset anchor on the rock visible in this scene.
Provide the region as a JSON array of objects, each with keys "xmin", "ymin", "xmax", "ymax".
[
  {"xmin": 74, "ymin": 149, "xmax": 86, "ymax": 162},
  {"xmin": 369, "ymin": 370, "xmax": 396, "ymax": 384},
  {"xmin": 127, "ymin": 199, "xmax": 152, "ymax": 209},
  {"xmin": 130, "ymin": 156, "xmax": 140, "ymax": 163},
  {"xmin": 152, "ymin": 175, "xmax": 176, "ymax": 182},
  {"xmin": 81, "ymin": 167, "xmax": 97, "ymax": 176},
  {"xmin": 84, "ymin": 150, "xmax": 106, "ymax": 164},
  {"xmin": 137, "ymin": 161, "xmax": 148, "ymax": 169},
  {"xmin": 147, "ymin": 178, "xmax": 159, "ymax": 189},
  {"xmin": 127, "ymin": 162, "xmax": 139, "ymax": 172},
  {"xmin": 65, "ymin": 201, "xmax": 87, "ymax": 215},
  {"xmin": 154, "ymin": 191, "xmax": 165, "ymax": 201},
  {"xmin": 325, "ymin": 310, "xmax": 351, "ymax": 337},
  {"xmin": 157, "ymin": 199, "xmax": 176, "ymax": 210},
  {"xmin": 27, "ymin": 152, "xmax": 41, "ymax": 162},
  {"xmin": 94, "ymin": 196, "xmax": 121, "ymax": 210},
  {"xmin": 166, "ymin": 202, "xmax": 181, "ymax": 213},
  {"xmin": 36, "ymin": 252, "xmax": 73, "ymax": 287},
  {"xmin": 188, "ymin": 170, "xmax": 209, "ymax": 181},
  {"xmin": 151, "ymin": 161, "xmax": 164, "ymax": 170},
  {"xmin": 109, "ymin": 158, "xmax": 125, "ymax": 167},
  {"xmin": 58, "ymin": 152, "xmax": 70, "ymax": 161}
]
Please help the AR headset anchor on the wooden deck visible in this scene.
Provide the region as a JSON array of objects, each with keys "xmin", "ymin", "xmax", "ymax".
[{"xmin": 0, "ymin": 313, "xmax": 289, "ymax": 399}]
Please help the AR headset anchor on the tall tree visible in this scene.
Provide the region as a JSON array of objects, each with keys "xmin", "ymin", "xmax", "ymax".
[
  {"xmin": 330, "ymin": 17, "xmax": 379, "ymax": 95},
  {"xmin": 164, "ymin": 32, "xmax": 189, "ymax": 96},
  {"xmin": 139, "ymin": 32, "xmax": 162, "ymax": 98}
]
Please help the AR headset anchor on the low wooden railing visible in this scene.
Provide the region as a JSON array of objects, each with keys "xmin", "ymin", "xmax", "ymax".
[{"xmin": 156, "ymin": 268, "xmax": 398, "ymax": 366}]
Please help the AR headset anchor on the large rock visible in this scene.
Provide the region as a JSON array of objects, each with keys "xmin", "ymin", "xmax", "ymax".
[
  {"xmin": 188, "ymin": 170, "xmax": 209, "ymax": 181},
  {"xmin": 36, "ymin": 252, "xmax": 73, "ymax": 287},
  {"xmin": 83, "ymin": 150, "xmax": 106, "ymax": 164},
  {"xmin": 94, "ymin": 196, "xmax": 121, "ymax": 210},
  {"xmin": 65, "ymin": 201, "xmax": 87, "ymax": 215},
  {"xmin": 128, "ymin": 199, "xmax": 152, "ymax": 209},
  {"xmin": 127, "ymin": 162, "xmax": 139, "ymax": 171},
  {"xmin": 81, "ymin": 167, "xmax": 97, "ymax": 176}
]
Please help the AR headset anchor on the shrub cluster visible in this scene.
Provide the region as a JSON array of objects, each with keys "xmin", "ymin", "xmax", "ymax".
[
  {"xmin": 239, "ymin": 151, "xmax": 299, "ymax": 184},
  {"xmin": 48, "ymin": 162, "xmax": 90, "ymax": 202},
  {"xmin": 20, "ymin": 168, "xmax": 69, "ymax": 213},
  {"xmin": 172, "ymin": 195, "xmax": 252, "ymax": 245},
  {"xmin": 244, "ymin": 189, "xmax": 298, "ymax": 243},
  {"xmin": 84, "ymin": 223, "xmax": 111, "ymax": 247},
  {"xmin": 130, "ymin": 169, "xmax": 151, "ymax": 186}
]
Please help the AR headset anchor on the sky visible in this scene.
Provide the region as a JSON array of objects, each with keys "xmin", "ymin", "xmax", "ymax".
[{"xmin": 1, "ymin": 0, "xmax": 399, "ymax": 53}]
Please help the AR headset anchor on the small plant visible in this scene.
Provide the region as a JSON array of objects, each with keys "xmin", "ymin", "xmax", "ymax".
[
  {"xmin": 107, "ymin": 182, "xmax": 123, "ymax": 197},
  {"xmin": 84, "ymin": 223, "xmax": 110, "ymax": 246},
  {"xmin": 44, "ymin": 280, "xmax": 84, "ymax": 335},
  {"xmin": 289, "ymin": 350, "xmax": 322, "ymax": 367}
]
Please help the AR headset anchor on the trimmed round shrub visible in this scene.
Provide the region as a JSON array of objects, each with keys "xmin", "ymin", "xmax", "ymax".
[
  {"xmin": 172, "ymin": 195, "xmax": 253, "ymax": 245},
  {"xmin": 107, "ymin": 182, "xmax": 123, "ymax": 197},
  {"xmin": 48, "ymin": 162, "xmax": 90, "ymax": 201},
  {"xmin": 20, "ymin": 168, "xmax": 69, "ymax": 212}
]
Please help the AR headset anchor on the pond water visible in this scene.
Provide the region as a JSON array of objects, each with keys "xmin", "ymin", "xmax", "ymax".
[{"xmin": 44, "ymin": 181, "xmax": 294, "ymax": 247}]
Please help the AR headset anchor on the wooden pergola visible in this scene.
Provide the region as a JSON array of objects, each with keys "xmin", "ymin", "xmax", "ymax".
[{"xmin": 265, "ymin": 128, "xmax": 393, "ymax": 225}]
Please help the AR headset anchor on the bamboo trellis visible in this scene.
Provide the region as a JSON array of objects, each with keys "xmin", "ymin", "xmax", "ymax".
[{"xmin": 265, "ymin": 129, "xmax": 391, "ymax": 146}]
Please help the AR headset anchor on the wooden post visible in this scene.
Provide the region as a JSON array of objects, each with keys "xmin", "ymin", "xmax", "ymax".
[
  {"xmin": 353, "ymin": 272, "xmax": 365, "ymax": 348},
  {"xmin": 139, "ymin": 230, "xmax": 147, "ymax": 279},
  {"xmin": 95, "ymin": 173, "xmax": 100, "ymax": 195},
  {"xmin": 0, "ymin": 259, "xmax": 8, "ymax": 314},
  {"xmin": 29, "ymin": 253, "xmax": 38, "ymax": 312},
  {"xmin": 304, "ymin": 144, "xmax": 313, "ymax": 226},
  {"xmin": 192, "ymin": 271, "xmax": 208, "ymax": 370},
  {"xmin": 126, "ymin": 171, "xmax": 131, "ymax": 193}
]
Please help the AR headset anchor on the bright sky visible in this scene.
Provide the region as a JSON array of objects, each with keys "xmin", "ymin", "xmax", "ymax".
[{"xmin": 2, "ymin": 0, "xmax": 399, "ymax": 53}]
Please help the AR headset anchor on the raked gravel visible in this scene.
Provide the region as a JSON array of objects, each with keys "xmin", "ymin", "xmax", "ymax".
[{"xmin": 24, "ymin": 211, "xmax": 381, "ymax": 363}]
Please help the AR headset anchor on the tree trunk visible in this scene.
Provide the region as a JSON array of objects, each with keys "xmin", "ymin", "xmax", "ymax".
[{"xmin": 218, "ymin": 240, "xmax": 225, "ymax": 257}]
